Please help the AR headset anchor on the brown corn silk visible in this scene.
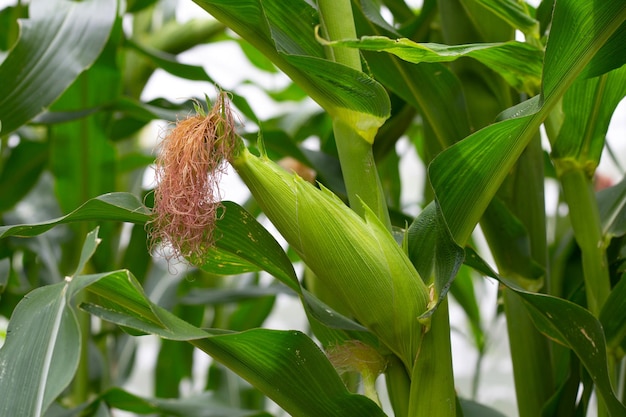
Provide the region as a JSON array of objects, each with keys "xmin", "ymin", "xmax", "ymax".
[{"xmin": 148, "ymin": 93, "xmax": 235, "ymax": 261}]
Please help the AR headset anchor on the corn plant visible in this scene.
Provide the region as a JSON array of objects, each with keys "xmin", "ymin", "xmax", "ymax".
[{"xmin": 0, "ymin": 0, "xmax": 625, "ymax": 416}]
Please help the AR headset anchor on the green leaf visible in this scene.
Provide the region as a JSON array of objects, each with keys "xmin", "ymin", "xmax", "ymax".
[
  {"xmin": 282, "ymin": 54, "xmax": 390, "ymax": 139},
  {"xmin": 237, "ymin": 38, "xmax": 279, "ymax": 73},
  {"xmin": 459, "ymin": 397, "xmax": 508, "ymax": 417},
  {"xmin": 49, "ymin": 16, "xmax": 122, "ymax": 215},
  {"xmin": 465, "ymin": 248, "xmax": 626, "ymax": 417},
  {"xmin": 581, "ymin": 21, "xmax": 626, "ymax": 79},
  {"xmin": 182, "ymin": 285, "xmax": 290, "ymax": 305},
  {"xmin": 552, "ymin": 65, "xmax": 626, "ymax": 170},
  {"xmin": 127, "ymin": 39, "xmax": 215, "ymax": 83},
  {"xmin": 193, "ymin": 0, "xmax": 390, "ymax": 136},
  {"xmin": 407, "ymin": 201, "xmax": 465, "ymax": 318},
  {"xmin": 324, "ymin": 36, "xmax": 542, "ymax": 93},
  {"xmin": 0, "ymin": 282, "xmax": 80, "ymax": 417},
  {"xmin": 352, "ymin": 2, "xmax": 472, "ymax": 149},
  {"xmin": 194, "ymin": 202, "xmax": 299, "ymax": 292},
  {"xmin": 519, "ymin": 295, "xmax": 625, "ymax": 416},
  {"xmin": 0, "ymin": 139, "xmax": 48, "ymax": 212},
  {"xmin": 0, "ymin": 229, "xmax": 101, "ymax": 417},
  {"xmin": 0, "ymin": 192, "xmax": 150, "ymax": 239},
  {"xmin": 0, "ymin": 4, "xmax": 25, "ymax": 52},
  {"xmin": 481, "ymin": 198, "xmax": 545, "ymax": 290},
  {"xmin": 600, "ymin": 273, "xmax": 626, "ymax": 349},
  {"xmin": 77, "ymin": 270, "xmax": 385, "ymax": 417},
  {"xmin": 473, "ymin": 0, "xmax": 538, "ymax": 35},
  {"xmin": 100, "ymin": 387, "xmax": 271, "ymax": 416},
  {"xmin": 429, "ymin": 0, "xmax": 626, "ymax": 245},
  {"xmin": 188, "ymin": 200, "xmax": 369, "ymax": 333},
  {"xmin": 0, "ymin": 0, "xmax": 117, "ymax": 135},
  {"xmin": 0, "ymin": 258, "xmax": 9, "ymax": 297},
  {"xmin": 598, "ymin": 174, "xmax": 626, "ymax": 238}
]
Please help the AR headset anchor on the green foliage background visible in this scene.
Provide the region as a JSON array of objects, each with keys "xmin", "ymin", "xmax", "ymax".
[{"xmin": 0, "ymin": 0, "xmax": 625, "ymax": 416}]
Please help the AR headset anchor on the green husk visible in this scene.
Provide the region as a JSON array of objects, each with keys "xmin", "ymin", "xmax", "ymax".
[{"xmin": 230, "ymin": 144, "xmax": 429, "ymax": 370}]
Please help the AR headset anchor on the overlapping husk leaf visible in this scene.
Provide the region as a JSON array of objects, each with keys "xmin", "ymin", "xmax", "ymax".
[{"xmin": 230, "ymin": 145, "xmax": 429, "ymax": 369}]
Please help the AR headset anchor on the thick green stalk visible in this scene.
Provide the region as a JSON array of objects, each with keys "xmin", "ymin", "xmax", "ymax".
[
  {"xmin": 385, "ymin": 355, "xmax": 411, "ymax": 417},
  {"xmin": 316, "ymin": 0, "xmax": 361, "ymax": 70},
  {"xmin": 408, "ymin": 299, "xmax": 456, "ymax": 416},
  {"xmin": 503, "ymin": 290, "xmax": 552, "ymax": 416},
  {"xmin": 557, "ymin": 166, "xmax": 610, "ymax": 316},
  {"xmin": 480, "ymin": 134, "xmax": 554, "ymax": 417},
  {"xmin": 332, "ymin": 119, "xmax": 391, "ymax": 227},
  {"xmin": 316, "ymin": 0, "xmax": 391, "ymax": 229}
]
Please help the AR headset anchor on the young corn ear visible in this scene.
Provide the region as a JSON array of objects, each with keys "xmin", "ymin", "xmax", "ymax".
[
  {"xmin": 149, "ymin": 94, "xmax": 428, "ymax": 369},
  {"xmin": 230, "ymin": 144, "xmax": 429, "ymax": 370}
]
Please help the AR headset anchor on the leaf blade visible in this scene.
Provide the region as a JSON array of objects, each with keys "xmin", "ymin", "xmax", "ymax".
[
  {"xmin": 0, "ymin": 193, "xmax": 150, "ymax": 239},
  {"xmin": 0, "ymin": 0, "xmax": 117, "ymax": 134}
]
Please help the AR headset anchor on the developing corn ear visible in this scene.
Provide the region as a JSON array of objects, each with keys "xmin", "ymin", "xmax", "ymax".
[
  {"xmin": 151, "ymin": 93, "xmax": 429, "ymax": 370},
  {"xmin": 230, "ymin": 143, "xmax": 429, "ymax": 370}
]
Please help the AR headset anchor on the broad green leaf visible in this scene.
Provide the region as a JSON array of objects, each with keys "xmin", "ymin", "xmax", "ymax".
[
  {"xmin": 227, "ymin": 291, "xmax": 276, "ymax": 332},
  {"xmin": 324, "ymin": 36, "xmax": 542, "ymax": 93},
  {"xmin": 77, "ymin": 270, "xmax": 385, "ymax": 417},
  {"xmin": 352, "ymin": 2, "xmax": 472, "ymax": 149},
  {"xmin": 193, "ymin": 0, "xmax": 390, "ymax": 136},
  {"xmin": 49, "ymin": 17, "xmax": 121, "ymax": 215},
  {"xmin": 0, "ymin": 139, "xmax": 48, "ymax": 212},
  {"xmin": 407, "ymin": 201, "xmax": 465, "ymax": 318},
  {"xmin": 581, "ymin": 21, "xmax": 626, "ymax": 79},
  {"xmin": 0, "ymin": 4, "xmax": 25, "ymax": 53},
  {"xmin": 429, "ymin": 0, "xmax": 626, "ymax": 245},
  {"xmin": 600, "ymin": 273, "xmax": 626, "ymax": 349},
  {"xmin": 465, "ymin": 248, "xmax": 626, "ymax": 417},
  {"xmin": 0, "ymin": 258, "xmax": 9, "ymax": 296},
  {"xmin": 32, "ymin": 107, "xmax": 101, "ymax": 125},
  {"xmin": 0, "ymin": 0, "xmax": 117, "ymax": 135},
  {"xmin": 182, "ymin": 285, "xmax": 290, "ymax": 305},
  {"xmin": 301, "ymin": 288, "xmax": 369, "ymax": 332},
  {"xmin": 459, "ymin": 398, "xmax": 508, "ymax": 417},
  {"xmin": 186, "ymin": 200, "xmax": 368, "ymax": 333},
  {"xmin": 598, "ymin": 174, "xmax": 626, "ymax": 238},
  {"xmin": 99, "ymin": 388, "xmax": 271, "ymax": 416},
  {"xmin": 440, "ymin": 0, "xmax": 513, "ymax": 44},
  {"xmin": 519, "ymin": 296, "xmax": 624, "ymax": 416},
  {"xmin": 283, "ymin": 54, "xmax": 390, "ymax": 141},
  {"xmin": 0, "ymin": 283, "xmax": 80, "ymax": 417},
  {"xmin": 264, "ymin": 82, "xmax": 309, "ymax": 102},
  {"xmin": 473, "ymin": 0, "xmax": 538, "ymax": 35},
  {"xmin": 0, "ymin": 229, "xmax": 101, "ymax": 417},
  {"xmin": 552, "ymin": 64, "xmax": 626, "ymax": 170},
  {"xmin": 194, "ymin": 201, "xmax": 299, "ymax": 292},
  {"xmin": 541, "ymin": 1, "xmax": 625, "ymax": 100},
  {"xmin": 0, "ymin": 192, "xmax": 150, "ymax": 239},
  {"xmin": 126, "ymin": 0, "xmax": 160, "ymax": 13},
  {"xmin": 481, "ymin": 198, "xmax": 545, "ymax": 290},
  {"xmin": 114, "ymin": 97, "xmax": 194, "ymax": 121},
  {"xmin": 123, "ymin": 43, "xmax": 261, "ymax": 121},
  {"xmin": 237, "ymin": 39, "xmax": 279, "ymax": 73},
  {"xmin": 597, "ymin": 176, "xmax": 626, "ymax": 348},
  {"xmin": 127, "ymin": 39, "xmax": 215, "ymax": 83}
]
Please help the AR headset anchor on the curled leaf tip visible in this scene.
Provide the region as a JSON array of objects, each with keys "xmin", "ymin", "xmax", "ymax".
[{"xmin": 148, "ymin": 92, "xmax": 237, "ymax": 263}]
